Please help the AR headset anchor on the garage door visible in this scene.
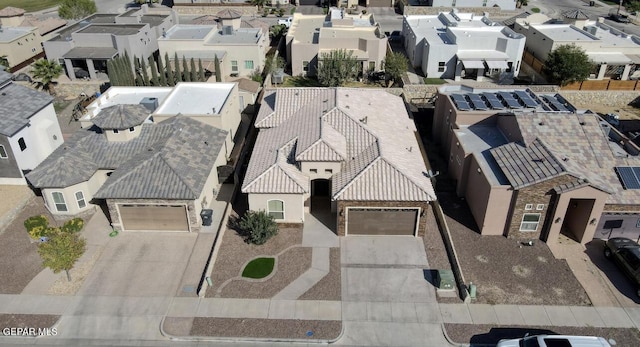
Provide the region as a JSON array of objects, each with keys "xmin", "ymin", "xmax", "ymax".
[
  {"xmin": 347, "ymin": 208, "xmax": 418, "ymax": 235},
  {"xmin": 368, "ymin": 0, "xmax": 391, "ymax": 6},
  {"xmin": 119, "ymin": 205, "xmax": 189, "ymax": 231}
]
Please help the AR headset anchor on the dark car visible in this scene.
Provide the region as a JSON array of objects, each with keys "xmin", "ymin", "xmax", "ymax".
[
  {"xmin": 388, "ymin": 30, "xmax": 403, "ymax": 43},
  {"xmin": 11, "ymin": 73, "xmax": 32, "ymax": 83},
  {"xmin": 604, "ymin": 237, "xmax": 640, "ymax": 297},
  {"xmin": 609, "ymin": 14, "xmax": 631, "ymax": 23}
]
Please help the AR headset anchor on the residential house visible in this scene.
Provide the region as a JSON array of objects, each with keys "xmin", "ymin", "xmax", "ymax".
[
  {"xmin": 242, "ymin": 88, "xmax": 436, "ymax": 236},
  {"xmin": 27, "ymin": 82, "xmax": 243, "ymax": 232},
  {"xmin": 286, "ymin": 8, "xmax": 388, "ymax": 77},
  {"xmin": 0, "ymin": 6, "xmax": 66, "ymax": 71},
  {"xmin": 0, "ymin": 70, "xmax": 63, "ymax": 185},
  {"xmin": 158, "ymin": 9, "xmax": 267, "ymax": 80},
  {"xmin": 403, "ymin": 10, "xmax": 525, "ymax": 80},
  {"xmin": 433, "ymin": 85, "xmax": 640, "ymax": 245},
  {"xmin": 43, "ymin": 6, "xmax": 177, "ymax": 80},
  {"xmin": 426, "ymin": 0, "xmax": 516, "ymax": 10},
  {"xmin": 514, "ymin": 14, "xmax": 640, "ymax": 80}
]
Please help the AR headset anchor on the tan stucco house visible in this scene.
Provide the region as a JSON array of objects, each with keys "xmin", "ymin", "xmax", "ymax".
[
  {"xmin": 27, "ymin": 83, "xmax": 243, "ymax": 232},
  {"xmin": 286, "ymin": 8, "xmax": 388, "ymax": 77},
  {"xmin": 242, "ymin": 87, "xmax": 436, "ymax": 236},
  {"xmin": 433, "ymin": 85, "xmax": 640, "ymax": 245}
]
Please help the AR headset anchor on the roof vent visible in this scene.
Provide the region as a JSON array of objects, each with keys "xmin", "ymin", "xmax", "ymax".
[
  {"xmin": 359, "ymin": 116, "xmax": 368, "ymax": 124},
  {"xmin": 562, "ymin": 157, "xmax": 569, "ymax": 162},
  {"xmin": 579, "ymin": 121, "xmax": 586, "ymax": 125},
  {"xmin": 538, "ymin": 121, "xmax": 544, "ymax": 125},
  {"xmin": 533, "ymin": 158, "xmax": 545, "ymax": 163}
]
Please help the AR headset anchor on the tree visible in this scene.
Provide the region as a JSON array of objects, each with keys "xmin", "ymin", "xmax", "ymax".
[
  {"xmin": 317, "ymin": 49, "xmax": 358, "ymax": 87},
  {"xmin": 183, "ymin": 56, "xmax": 191, "ymax": 82},
  {"xmin": 31, "ymin": 59, "xmax": 63, "ymax": 95},
  {"xmin": 270, "ymin": 24, "xmax": 287, "ymax": 39},
  {"xmin": 158, "ymin": 54, "xmax": 167, "ymax": 86},
  {"xmin": 384, "ymin": 52, "xmax": 408, "ymax": 87},
  {"xmin": 238, "ymin": 210, "xmax": 278, "ymax": 245},
  {"xmin": 198, "ymin": 59, "xmax": 205, "ymax": 82},
  {"xmin": 214, "ymin": 56, "xmax": 221, "ymax": 82},
  {"xmin": 58, "ymin": 0, "xmax": 97, "ymax": 20},
  {"xmin": 38, "ymin": 230, "xmax": 86, "ymax": 282},
  {"xmin": 251, "ymin": 0, "xmax": 267, "ymax": 10},
  {"xmin": 149, "ymin": 56, "xmax": 159, "ymax": 86},
  {"xmin": 134, "ymin": 57, "xmax": 143, "ymax": 86},
  {"xmin": 543, "ymin": 44, "xmax": 593, "ymax": 86},
  {"xmin": 165, "ymin": 53, "xmax": 174, "ymax": 86},
  {"xmin": 140, "ymin": 57, "xmax": 150, "ymax": 86},
  {"xmin": 625, "ymin": 0, "xmax": 640, "ymax": 14},
  {"xmin": 190, "ymin": 58, "xmax": 197, "ymax": 82},
  {"xmin": 174, "ymin": 53, "xmax": 182, "ymax": 82}
]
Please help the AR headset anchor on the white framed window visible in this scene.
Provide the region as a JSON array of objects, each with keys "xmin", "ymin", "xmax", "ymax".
[
  {"xmin": 310, "ymin": 169, "xmax": 317, "ymax": 173},
  {"xmin": 113, "ymin": 129, "xmax": 119, "ymax": 134},
  {"xmin": 0, "ymin": 145, "xmax": 7, "ymax": 159},
  {"xmin": 231, "ymin": 60, "xmax": 238, "ymax": 72},
  {"xmin": 129, "ymin": 127, "xmax": 135, "ymax": 133},
  {"xmin": 75, "ymin": 191, "xmax": 86, "ymax": 209},
  {"xmin": 52, "ymin": 192, "xmax": 68, "ymax": 212},
  {"xmin": 524, "ymin": 204, "xmax": 533, "ymax": 210},
  {"xmin": 438, "ymin": 62, "xmax": 445, "ymax": 72},
  {"xmin": 520, "ymin": 213, "xmax": 541, "ymax": 232},
  {"xmin": 18, "ymin": 137, "xmax": 26, "ymax": 151},
  {"xmin": 267, "ymin": 199, "xmax": 284, "ymax": 220},
  {"xmin": 325, "ymin": 169, "xmax": 333, "ymax": 174},
  {"xmin": 244, "ymin": 60, "xmax": 254, "ymax": 69},
  {"xmin": 536, "ymin": 204, "xmax": 545, "ymax": 210}
]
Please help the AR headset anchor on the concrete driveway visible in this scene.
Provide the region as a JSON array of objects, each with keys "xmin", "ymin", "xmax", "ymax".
[{"xmin": 78, "ymin": 232, "xmax": 197, "ymax": 297}]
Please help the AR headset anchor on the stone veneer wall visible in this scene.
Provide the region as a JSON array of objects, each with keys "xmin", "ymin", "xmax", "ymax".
[
  {"xmin": 559, "ymin": 91, "xmax": 640, "ymax": 109},
  {"xmin": 15, "ymin": 81, "xmax": 102, "ymax": 100},
  {"xmin": 106, "ymin": 199, "xmax": 198, "ymax": 233},
  {"xmin": 506, "ymin": 175, "xmax": 576, "ymax": 240},
  {"xmin": 174, "ymin": 5, "xmax": 258, "ymax": 16},
  {"xmin": 604, "ymin": 204, "xmax": 640, "ymax": 213},
  {"xmin": 336, "ymin": 200, "xmax": 431, "ymax": 236}
]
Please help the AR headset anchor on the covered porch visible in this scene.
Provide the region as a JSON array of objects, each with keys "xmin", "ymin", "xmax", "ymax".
[
  {"xmin": 454, "ymin": 51, "xmax": 511, "ymax": 82},
  {"xmin": 62, "ymin": 47, "xmax": 118, "ymax": 81}
]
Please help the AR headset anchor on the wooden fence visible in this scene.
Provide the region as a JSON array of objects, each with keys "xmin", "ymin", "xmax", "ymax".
[
  {"xmin": 522, "ymin": 51, "xmax": 544, "ymax": 74},
  {"xmin": 562, "ymin": 79, "xmax": 640, "ymax": 91}
]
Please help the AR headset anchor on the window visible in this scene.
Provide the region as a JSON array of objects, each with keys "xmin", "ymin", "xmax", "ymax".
[
  {"xmin": 303, "ymin": 61, "xmax": 309, "ymax": 72},
  {"xmin": 75, "ymin": 191, "xmax": 86, "ymax": 209},
  {"xmin": 619, "ymin": 248, "xmax": 640, "ymax": 270},
  {"xmin": 231, "ymin": 60, "xmax": 238, "ymax": 72},
  {"xmin": 520, "ymin": 213, "xmax": 541, "ymax": 232},
  {"xmin": 438, "ymin": 62, "xmax": 445, "ymax": 72},
  {"xmin": 113, "ymin": 129, "xmax": 119, "ymax": 134},
  {"xmin": 267, "ymin": 200, "xmax": 284, "ymax": 220},
  {"xmin": 524, "ymin": 204, "xmax": 533, "ymax": 210},
  {"xmin": 0, "ymin": 145, "xmax": 6, "ymax": 159},
  {"xmin": 129, "ymin": 127, "xmax": 135, "ymax": 133},
  {"xmin": 18, "ymin": 138, "xmax": 26, "ymax": 151},
  {"xmin": 368, "ymin": 61, "xmax": 375, "ymax": 71},
  {"xmin": 325, "ymin": 169, "xmax": 333, "ymax": 174},
  {"xmin": 52, "ymin": 192, "xmax": 68, "ymax": 212},
  {"xmin": 310, "ymin": 169, "xmax": 318, "ymax": 173},
  {"xmin": 536, "ymin": 204, "xmax": 545, "ymax": 210},
  {"xmin": 244, "ymin": 60, "xmax": 254, "ymax": 69},
  {"xmin": 482, "ymin": 0, "xmax": 487, "ymax": 6},
  {"xmin": 507, "ymin": 61, "xmax": 513, "ymax": 73}
]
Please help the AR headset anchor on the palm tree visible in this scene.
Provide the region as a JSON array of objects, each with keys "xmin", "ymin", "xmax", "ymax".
[
  {"xmin": 251, "ymin": 0, "xmax": 267, "ymax": 10},
  {"xmin": 31, "ymin": 59, "xmax": 63, "ymax": 95}
]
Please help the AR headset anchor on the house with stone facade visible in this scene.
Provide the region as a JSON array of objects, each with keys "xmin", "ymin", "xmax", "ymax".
[
  {"xmin": 26, "ymin": 82, "xmax": 243, "ymax": 232},
  {"xmin": 0, "ymin": 70, "xmax": 63, "ymax": 185},
  {"xmin": 433, "ymin": 85, "xmax": 640, "ymax": 245},
  {"xmin": 513, "ymin": 13, "xmax": 640, "ymax": 80},
  {"xmin": 241, "ymin": 87, "xmax": 436, "ymax": 236}
]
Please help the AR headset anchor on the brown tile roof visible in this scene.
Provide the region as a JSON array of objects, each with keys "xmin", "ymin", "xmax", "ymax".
[
  {"xmin": 0, "ymin": 6, "xmax": 25, "ymax": 17},
  {"xmin": 236, "ymin": 78, "xmax": 261, "ymax": 94},
  {"xmin": 20, "ymin": 16, "xmax": 67, "ymax": 35}
]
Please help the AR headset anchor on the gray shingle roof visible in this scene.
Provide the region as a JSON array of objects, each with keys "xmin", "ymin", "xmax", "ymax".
[
  {"xmin": 242, "ymin": 88, "xmax": 436, "ymax": 202},
  {"xmin": 0, "ymin": 70, "xmax": 11, "ymax": 85},
  {"xmin": 0, "ymin": 81, "xmax": 54, "ymax": 136},
  {"xmin": 27, "ymin": 116, "xmax": 227, "ymax": 199},
  {"xmin": 92, "ymin": 104, "xmax": 150, "ymax": 130}
]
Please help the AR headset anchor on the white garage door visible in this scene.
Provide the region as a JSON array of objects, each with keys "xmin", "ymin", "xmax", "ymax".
[
  {"xmin": 119, "ymin": 205, "xmax": 189, "ymax": 232},
  {"xmin": 346, "ymin": 208, "xmax": 418, "ymax": 236}
]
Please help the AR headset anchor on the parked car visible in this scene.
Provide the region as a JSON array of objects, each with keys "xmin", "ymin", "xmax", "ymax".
[
  {"xmin": 11, "ymin": 72, "xmax": 32, "ymax": 83},
  {"xmin": 497, "ymin": 334, "xmax": 612, "ymax": 347},
  {"xmin": 609, "ymin": 13, "xmax": 631, "ymax": 23},
  {"xmin": 388, "ymin": 30, "xmax": 402, "ymax": 43},
  {"xmin": 604, "ymin": 237, "xmax": 640, "ymax": 297},
  {"xmin": 278, "ymin": 17, "xmax": 293, "ymax": 28}
]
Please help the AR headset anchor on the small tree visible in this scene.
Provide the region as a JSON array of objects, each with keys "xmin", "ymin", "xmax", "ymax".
[
  {"xmin": 58, "ymin": 0, "xmax": 97, "ymax": 20},
  {"xmin": 149, "ymin": 56, "xmax": 159, "ymax": 86},
  {"xmin": 24, "ymin": 215, "xmax": 50, "ymax": 240},
  {"xmin": 190, "ymin": 58, "xmax": 197, "ymax": 82},
  {"xmin": 543, "ymin": 44, "xmax": 593, "ymax": 86},
  {"xmin": 165, "ymin": 53, "xmax": 174, "ymax": 86},
  {"xmin": 107, "ymin": 60, "xmax": 118, "ymax": 86},
  {"xmin": 174, "ymin": 53, "xmax": 183, "ymax": 82},
  {"xmin": 384, "ymin": 52, "xmax": 408, "ymax": 87},
  {"xmin": 198, "ymin": 59, "xmax": 206, "ymax": 82},
  {"xmin": 214, "ymin": 56, "xmax": 222, "ymax": 82},
  {"xmin": 157, "ymin": 54, "xmax": 167, "ymax": 86},
  {"xmin": 134, "ymin": 57, "xmax": 143, "ymax": 86},
  {"xmin": 270, "ymin": 24, "xmax": 287, "ymax": 40},
  {"xmin": 250, "ymin": 69, "xmax": 263, "ymax": 84},
  {"xmin": 239, "ymin": 210, "xmax": 278, "ymax": 245},
  {"xmin": 317, "ymin": 49, "xmax": 358, "ymax": 87},
  {"xmin": 183, "ymin": 56, "xmax": 191, "ymax": 82},
  {"xmin": 31, "ymin": 59, "xmax": 63, "ymax": 95},
  {"xmin": 251, "ymin": 0, "xmax": 267, "ymax": 10},
  {"xmin": 38, "ymin": 231, "xmax": 86, "ymax": 282}
]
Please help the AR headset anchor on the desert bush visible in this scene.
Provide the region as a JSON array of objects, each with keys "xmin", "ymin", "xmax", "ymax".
[
  {"xmin": 61, "ymin": 218, "xmax": 84, "ymax": 233},
  {"xmin": 24, "ymin": 215, "xmax": 50, "ymax": 240},
  {"xmin": 239, "ymin": 210, "xmax": 278, "ymax": 245}
]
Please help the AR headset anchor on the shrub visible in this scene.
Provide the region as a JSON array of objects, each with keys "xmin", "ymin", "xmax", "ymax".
[
  {"xmin": 61, "ymin": 218, "xmax": 84, "ymax": 233},
  {"xmin": 277, "ymin": 8, "xmax": 285, "ymax": 17},
  {"xmin": 262, "ymin": 9, "xmax": 268, "ymax": 17},
  {"xmin": 239, "ymin": 210, "xmax": 278, "ymax": 245},
  {"xmin": 24, "ymin": 215, "xmax": 50, "ymax": 240}
]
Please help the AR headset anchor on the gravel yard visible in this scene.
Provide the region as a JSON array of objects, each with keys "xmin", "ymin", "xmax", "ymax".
[
  {"xmin": 440, "ymin": 192, "xmax": 591, "ymax": 306},
  {"xmin": 190, "ymin": 318, "xmax": 341, "ymax": 341},
  {"xmin": 445, "ymin": 323, "xmax": 640, "ymax": 346},
  {"xmin": 205, "ymin": 222, "xmax": 307, "ymax": 298},
  {"xmin": 299, "ymin": 248, "xmax": 341, "ymax": 301},
  {"xmin": 0, "ymin": 314, "xmax": 60, "ymax": 335}
]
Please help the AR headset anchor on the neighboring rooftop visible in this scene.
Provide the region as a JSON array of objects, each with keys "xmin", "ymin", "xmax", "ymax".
[
  {"xmin": 289, "ymin": 9, "xmax": 380, "ymax": 45},
  {"xmin": 92, "ymin": 104, "xmax": 151, "ymax": 130},
  {"xmin": 76, "ymin": 24, "xmax": 146, "ymax": 35},
  {"xmin": 0, "ymin": 6, "xmax": 25, "ymax": 17},
  {"xmin": 50, "ymin": 14, "xmax": 119, "ymax": 41},
  {"xmin": 20, "ymin": 16, "xmax": 66, "ymax": 35},
  {"xmin": 455, "ymin": 126, "xmax": 509, "ymax": 186},
  {"xmin": 81, "ymin": 87, "xmax": 173, "ymax": 121},
  {"xmin": 27, "ymin": 116, "xmax": 227, "ymax": 200},
  {"xmin": 0, "ymin": 26, "xmax": 35, "ymax": 42},
  {"xmin": 216, "ymin": 9, "xmax": 241, "ymax": 19},
  {"xmin": 0, "ymin": 78, "xmax": 53, "ymax": 136},
  {"xmin": 206, "ymin": 27, "xmax": 263, "ymax": 45},
  {"xmin": 533, "ymin": 24, "xmax": 598, "ymax": 42},
  {"xmin": 154, "ymin": 83, "xmax": 235, "ymax": 115},
  {"xmin": 162, "ymin": 24, "xmax": 213, "ymax": 40}
]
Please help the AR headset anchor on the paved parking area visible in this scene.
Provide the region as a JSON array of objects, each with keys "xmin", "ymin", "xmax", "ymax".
[{"xmin": 78, "ymin": 232, "xmax": 197, "ymax": 297}]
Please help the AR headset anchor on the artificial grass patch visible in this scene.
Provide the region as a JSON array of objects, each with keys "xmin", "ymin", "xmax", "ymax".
[{"xmin": 242, "ymin": 257, "xmax": 275, "ymax": 279}]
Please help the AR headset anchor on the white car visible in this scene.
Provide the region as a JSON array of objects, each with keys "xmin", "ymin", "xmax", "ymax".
[
  {"xmin": 277, "ymin": 17, "xmax": 292, "ymax": 28},
  {"xmin": 497, "ymin": 334, "xmax": 612, "ymax": 347}
]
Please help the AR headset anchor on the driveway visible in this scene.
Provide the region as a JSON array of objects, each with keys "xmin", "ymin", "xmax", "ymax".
[{"xmin": 78, "ymin": 232, "xmax": 197, "ymax": 296}]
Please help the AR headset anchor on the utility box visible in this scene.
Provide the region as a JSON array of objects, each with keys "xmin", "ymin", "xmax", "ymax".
[
  {"xmin": 201, "ymin": 209, "xmax": 213, "ymax": 227},
  {"xmin": 436, "ymin": 269, "xmax": 454, "ymax": 290}
]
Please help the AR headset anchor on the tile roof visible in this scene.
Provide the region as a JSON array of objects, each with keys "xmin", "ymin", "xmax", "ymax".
[
  {"xmin": 0, "ymin": 6, "xmax": 25, "ymax": 17},
  {"xmin": 242, "ymin": 88, "xmax": 436, "ymax": 202},
  {"xmin": 0, "ymin": 81, "xmax": 53, "ymax": 136},
  {"xmin": 236, "ymin": 78, "xmax": 261, "ymax": 94},
  {"xmin": 27, "ymin": 116, "xmax": 227, "ymax": 200},
  {"xmin": 216, "ymin": 9, "xmax": 241, "ymax": 19},
  {"xmin": 20, "ymin": 16, "xmax": 66, "ymax": 35},
  {"xmin": 91, "ymin": 104, "xmax": 150, "ymax": 130}
]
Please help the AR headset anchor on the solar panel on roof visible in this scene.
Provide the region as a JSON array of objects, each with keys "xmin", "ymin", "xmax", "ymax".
[
  {"xmin": 504, "ymin": 97, "xmax": 522, "ymax": 109},
  {"xmin": 456, "ymin": 101, "xmax": 471, "ymax": 111},
  {"xmin": 483, "ymin": 92, "xmax": 505, "ymax": 109},
  {"xmin": 514, "ymin": 91, "xmax": 539, "ymax": 108},
  {"xmin": 468, "ymin": 94, "xmax": 487, "ymax": 110},
  {"xmin": 616, "ymin": 167, "xmax": 640, "ymax": 189},
  {"xmin": 498, "ymin": 92, "xmax": 516, "ymax": 100}
]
